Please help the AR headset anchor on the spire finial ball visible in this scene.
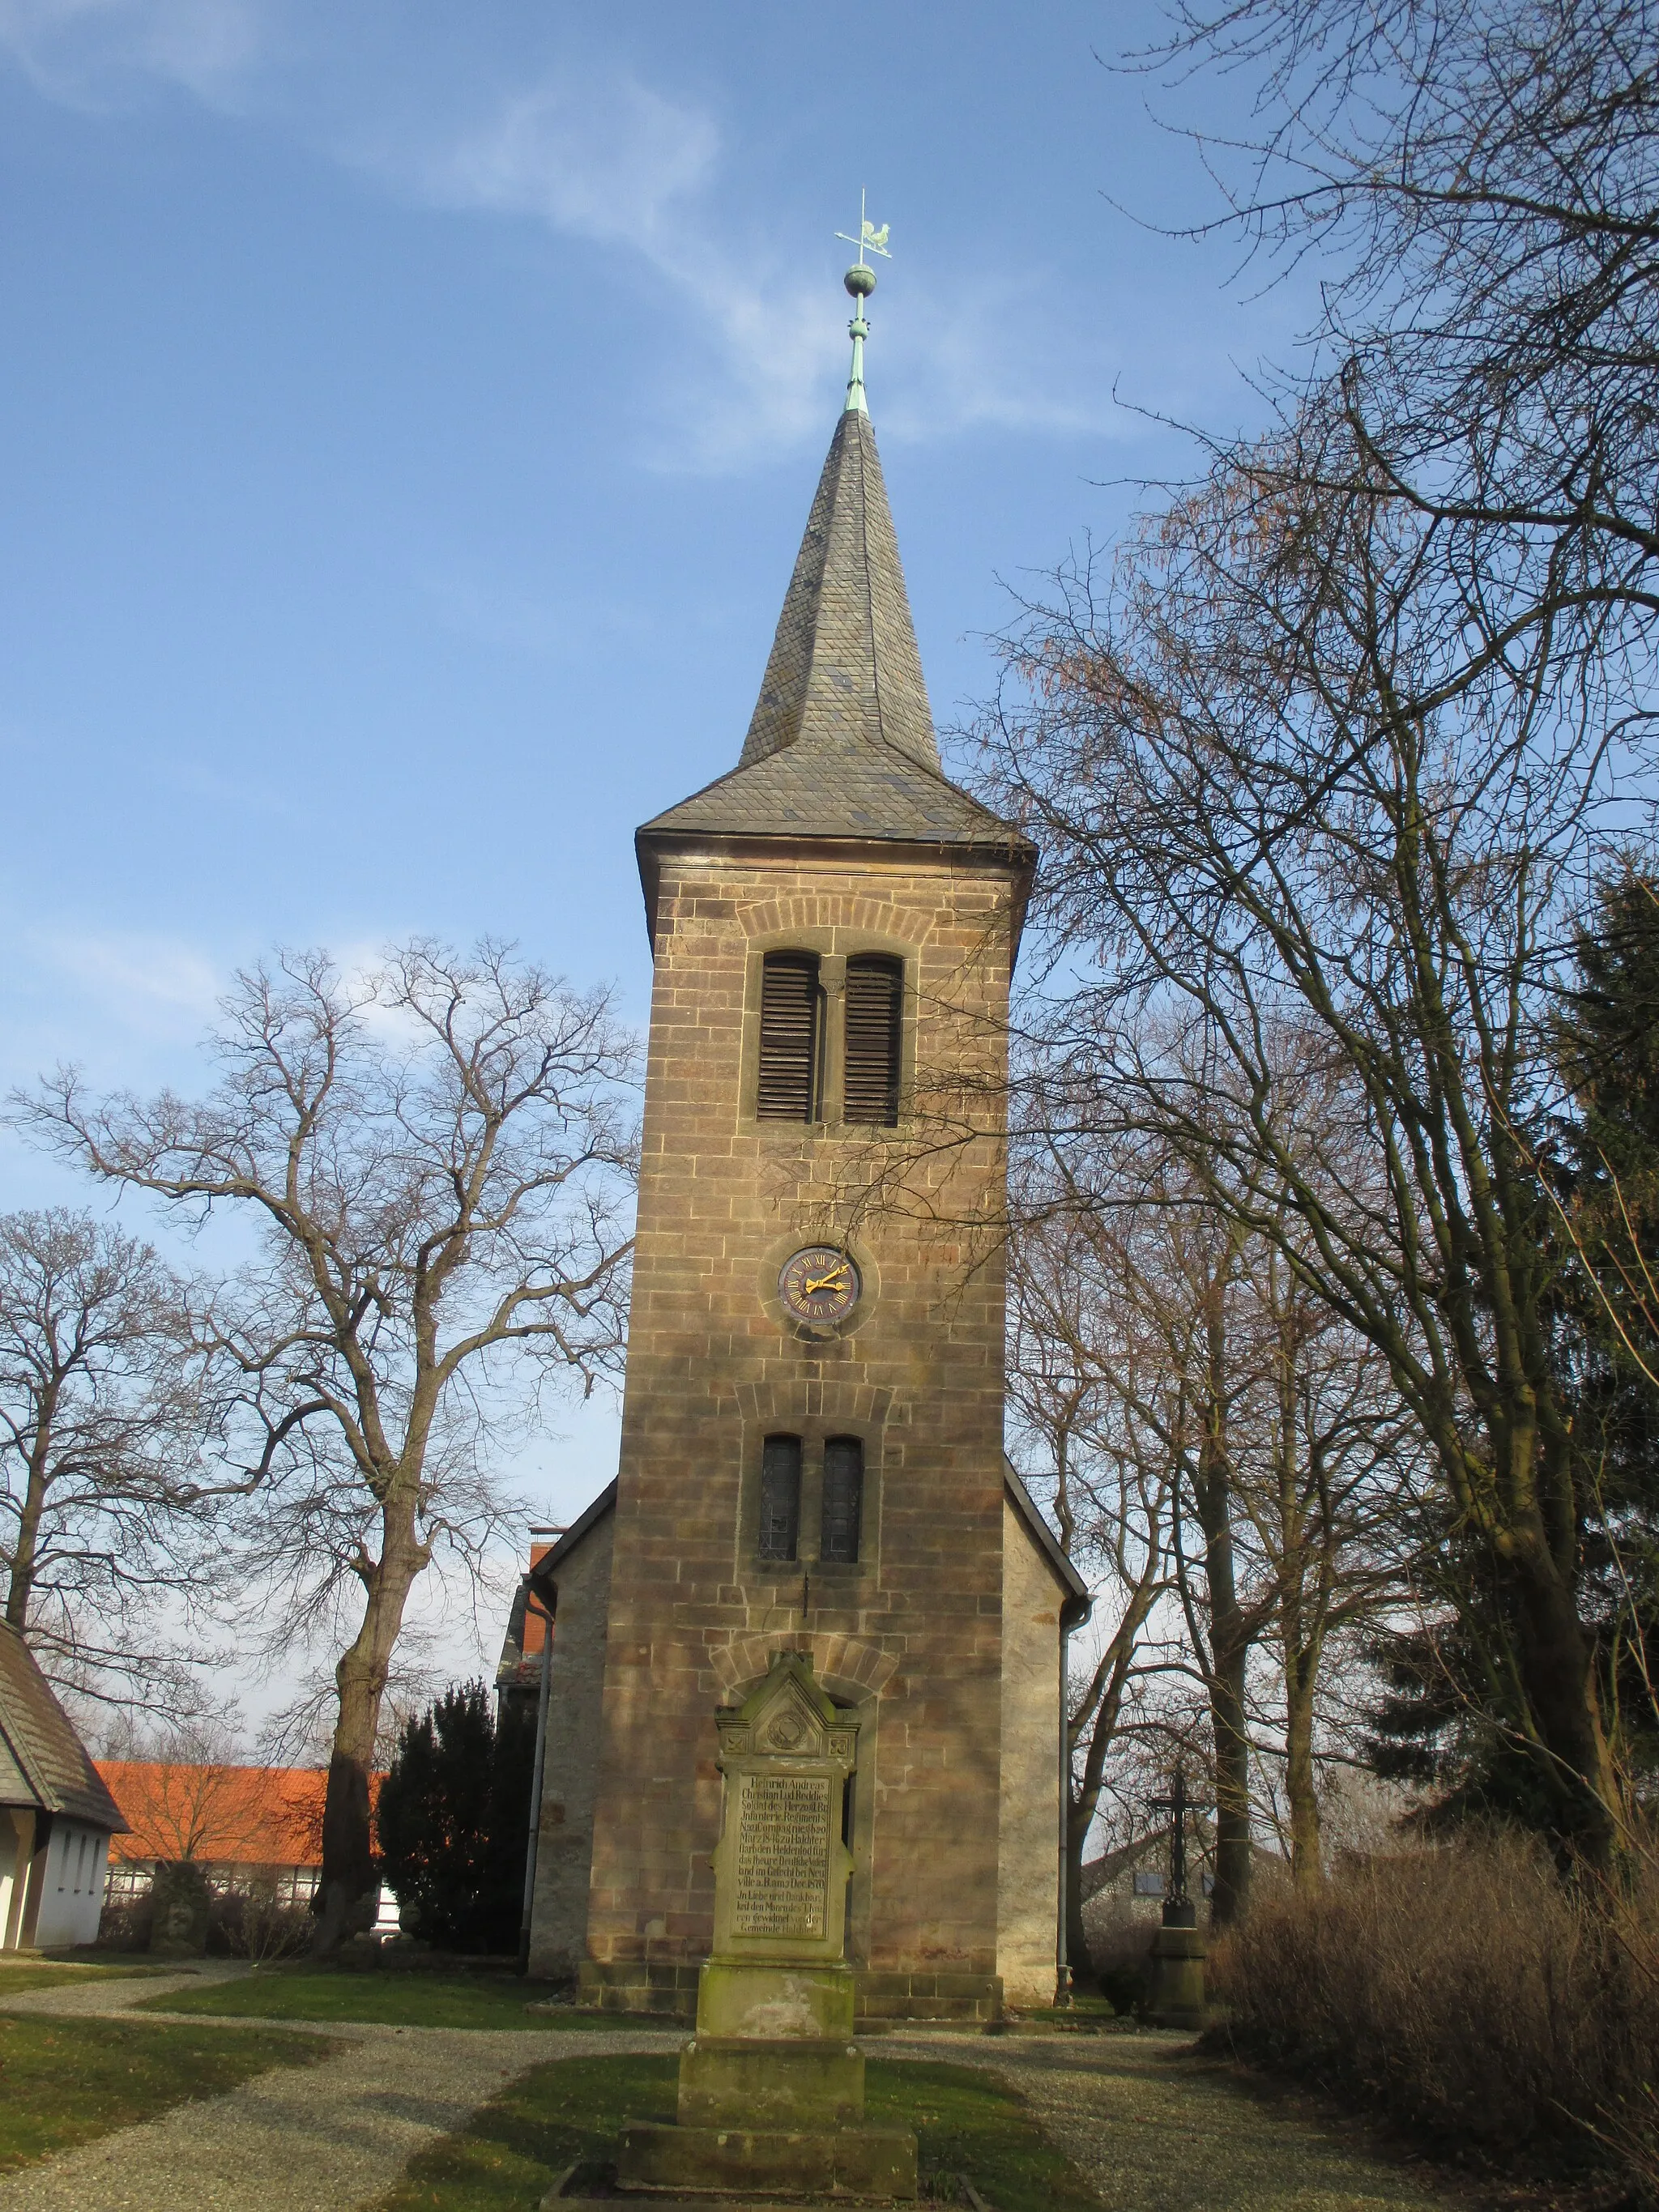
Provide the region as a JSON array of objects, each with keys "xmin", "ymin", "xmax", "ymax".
[{"xmin": 844, "ymin": 263, "xmax": 877, "ymax": 300}]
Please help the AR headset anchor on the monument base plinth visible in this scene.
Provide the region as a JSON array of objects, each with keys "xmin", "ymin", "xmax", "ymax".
[
  {"xmin": 680, "ymin": 2035, "xmax": 864, "ymax": 2129},
  {"xmin": 695, "ymin": 1958, "xmax": 855, "ymax": 2042},
  {"xmin": 616, "ymin": 2120, "xmax": 918, "ymax": 2201},
  {"xmin": 1146, "ymin": 1910, "xmax": 1207, "ymax": 2030}
]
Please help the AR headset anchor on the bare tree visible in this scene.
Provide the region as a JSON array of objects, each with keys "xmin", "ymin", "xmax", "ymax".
[
  {"xmin": 0, "ymin": 1208, "xmax": 224, "ymax": 1708},
  {"xmin": 976, "ymin": 417, "xmax": 1636, "ymax": 1865},
  {"xmin": 1007, "ymin": 1184, "xmax": 1175, "ymax": 1972},
  {"xmin": 1228, "ymin": 1230, "xmax": 1418, "ymax": 1888},
  {"xmin": 104, "ymin": 1715, "xmax": 267, "ymax": 1863},
  {"xmin": 16, "ymin": 940, "xmax": 638, "ymax": 1946},
  {"xmin": 1171, "ymin": 1229, "xmax": 1260, "ymax": 1924},
  {"xmin": 1141, "ymin": 0, "xmax": 1659, "ymax": 674}
]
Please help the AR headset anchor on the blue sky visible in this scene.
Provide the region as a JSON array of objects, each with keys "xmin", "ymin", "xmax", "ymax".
[{"xmin": 0, "ymin": 1, "xmax": 1307, "ymax": 1701}]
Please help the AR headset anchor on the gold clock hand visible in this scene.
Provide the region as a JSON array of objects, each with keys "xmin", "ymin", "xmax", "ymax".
[{"xmin": 803, "ymin": 1266, "xmax": 849, "ymax": 1295}]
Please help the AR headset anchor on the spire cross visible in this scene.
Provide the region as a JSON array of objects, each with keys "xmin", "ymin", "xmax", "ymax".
[{"xmin": 835, "ymin": 190, "xmax": 890, "ymax": 417}]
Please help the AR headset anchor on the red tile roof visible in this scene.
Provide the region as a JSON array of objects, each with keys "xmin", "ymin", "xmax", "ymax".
[{"xmin": 96, "ymin": 1762, "xmax": 381, "ymax": 1868}]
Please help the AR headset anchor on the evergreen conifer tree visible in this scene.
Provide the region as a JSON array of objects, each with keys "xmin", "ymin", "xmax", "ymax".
[
  {"xmin": 376, "ymin": 1681, "xmax": 536, "ymax": 1951},
  {"xmin": 1366, "ymin": 867, "xmax": 1659, "ymax": 1824}
]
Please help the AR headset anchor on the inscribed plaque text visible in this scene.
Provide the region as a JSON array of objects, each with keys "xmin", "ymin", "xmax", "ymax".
[{"xmin": 732, "ymin": 1771, "xmax": 831, "ymax": 1939}]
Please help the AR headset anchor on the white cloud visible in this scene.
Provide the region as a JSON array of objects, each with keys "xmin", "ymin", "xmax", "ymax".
[
  {"xmin": 433, "ymin": 75, "xmax": 717, "ymax": 256},
  {"xmin": 0, "ymin": 925, "xmax": 227, "ymax": 1108},
  {"xmin": 882, "ymin": 268, "xmax": 1112, "ymax": 442},
  {"xmin": 0, "ymin": 11, "xmax": 1113, "ymax": 467},
  {"xmin": 0, "ymin": 927, "xmax": 452, "ymax": 1096},
  {"xmin": 0, "ymin": 0, "xmax": 265, "ymax": 105},
  {"xmin": 40, "ymin": 927, "xmax": 223, "ymax": 1032},
  {"xmin": 364, "ymin": 68, "xmax": 841, "ymax": 468},
  {"xmin": 357, "ymin": 70, "xmax": 1118, "ymax": 467}
]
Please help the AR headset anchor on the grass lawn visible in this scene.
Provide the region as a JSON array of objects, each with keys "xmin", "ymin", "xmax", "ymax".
[
  {"xmin": 1005, "ymin": 1996, "xmax": 1130, "ymax": 2033},
  {"xmin": 0, "ymin": 2013, "xmax": 336, "ymax": 2175},
  {"xmin": 369, "ymin": 2053, "xmax": 1099, "ymax": 2212},
  {"xmin": 866, "ymin": 2061, "xmax": 1101, "ymax": 2208},
  {"xmin": 141, "ymin": 1969, "xmax": 608, "ymax": 2032}
]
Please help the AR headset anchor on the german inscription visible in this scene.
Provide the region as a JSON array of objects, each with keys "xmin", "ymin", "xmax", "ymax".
[{"xmin": 732, "ymin": 1771, "xmax": 831, "ymax": 1939}]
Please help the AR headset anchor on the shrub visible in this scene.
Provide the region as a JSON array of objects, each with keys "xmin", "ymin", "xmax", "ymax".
[
  {"xmin": 207, "ymin": 1878, "xmax": 313, "ymax": 1963},
  {"xmin": 1095, "ymin": 1963, "xmax": 1147, "ymax": 2018},
  {"xmin": 1081, "ymin": 1892, "xmax": 1158, "ymax": 2012},
  {"xmin": 1211, "ymin": 1832, "xmax": 1659, "ymax": 2200},
  {"xmin": 96, "ymin": 1891, "xmax": 153, "ymax": 1950}
]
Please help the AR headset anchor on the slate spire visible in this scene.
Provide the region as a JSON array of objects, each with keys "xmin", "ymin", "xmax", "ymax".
[
  {"xmin": 637, "ymin": 254, "xmax": 1030, "ymax": 872},
  {"xmin": 738, "ymin": 405, "xmax": 940, "ymax": 776}
]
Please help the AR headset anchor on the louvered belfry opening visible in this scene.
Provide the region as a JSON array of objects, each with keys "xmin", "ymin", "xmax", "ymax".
[
  {"xmin": 843, "ymin": 955, "xmax": 904, "ymax": 1126},
  {"xmin": 820, "ymin": 1436, "xmax": 864, "ymax": 1565},
  {"xmin": 758, "ymin": 1434, "xmax": 802, "ymax": 1561},
  {"xmin": 757, "ymin": 953, "xmax": 824, "ymax": 1121}
]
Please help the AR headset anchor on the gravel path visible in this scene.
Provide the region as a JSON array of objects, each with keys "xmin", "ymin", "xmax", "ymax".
[
  {"xmin": 0, "ymin": 1975, "xmax": 1464, "ymax": 2212},
  {"xmin": 882, "ymin": 2029, "xmax": 1461, "ymax": 2212},
  {"xmin": 0, "ymin": 1970, "xmax": 676, "ymax": 2212},
  {"xmin": 0, "ymin": 1964, "xmax": 253, "ymax": 2022}
]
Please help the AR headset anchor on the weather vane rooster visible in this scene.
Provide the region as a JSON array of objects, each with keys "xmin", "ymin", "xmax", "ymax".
[{"xmin": 834, "ymin": 190, "xmax": 890, "ymax": 416}]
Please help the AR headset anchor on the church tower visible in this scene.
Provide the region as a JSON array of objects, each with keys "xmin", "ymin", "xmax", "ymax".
[{"xmin": 526, "ymin": 253, "xmax": 1088, "ymax": 2021}]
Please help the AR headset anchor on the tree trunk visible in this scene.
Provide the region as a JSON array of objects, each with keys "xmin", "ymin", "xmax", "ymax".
[
  {"xmin": 1276, "ymin": 1309, "xmax": 1322, "ymax": 1895},
  {"xmin": 5, "ymin": 1393, "xmax": 58, "ymax": 1629},
  {"xmin": 1196, "ymin": 1313, "xmax": 1252, "ymax": 1927},
  {"xmin": 1471, "ymin": 1408, "xmax": 1622, "ymax": 1869},
  {"xmin": 1283, "ymin": 1643, "xmax": 1322, "ymax": 1892},
  {"xmin": 1061, "ymin": 1571, "xmax": 1164, "ymax": 1985},
  {"xmin": 1512, "ymin": 1536, "xmax": 1621, "ymax": 1870},
  {"xmin": 1209, "ymin": 1637, "xmax": 1252, "ymax": 1924},
  {"xmin": 312, "ymin": 1510, "xmax": 426, "ymax": 1952}
]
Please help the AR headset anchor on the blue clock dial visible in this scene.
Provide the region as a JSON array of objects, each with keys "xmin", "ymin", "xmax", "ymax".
[{"xmin": 778, "ymin": 1246, "xmax": 861, "ymax": 1324}]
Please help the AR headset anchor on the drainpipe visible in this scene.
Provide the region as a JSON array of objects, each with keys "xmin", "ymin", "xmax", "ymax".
[
  {"xmin": 517, "ymin": 1583, "xmax": 554, "ymax": 1975},
  {"xmin": 1056, "ymin": 1624, "xmax": 1072, "ymax": 2005}
]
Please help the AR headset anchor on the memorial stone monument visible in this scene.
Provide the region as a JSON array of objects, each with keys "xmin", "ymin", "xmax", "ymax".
[
  {"xmin": 1145, "ymin": 1771, "xmax": 1207, "ymax": 2031},
  {"xmin": 615, "ymin": 1654, "xmax": 918, "ymax": 2200}
]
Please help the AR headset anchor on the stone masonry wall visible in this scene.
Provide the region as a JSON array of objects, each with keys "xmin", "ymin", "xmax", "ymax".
[
  {"xmin": 579, "ymin": 843, "xmax": 1021, "ymax": 2018},
  {"xmin": 527, "ymin": 1511, "xmax": 614, "ymax": 1979},
  {"xmin": 996, "ymin": 1493, "xmax": 1064, "ymax": 2007}
]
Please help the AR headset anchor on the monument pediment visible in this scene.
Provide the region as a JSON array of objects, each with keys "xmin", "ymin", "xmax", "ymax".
[
  {"xmin": 716, "ymin": 1652, "xmax": 855, "ymax": 1770},
  {"xmin": 708, "ymin": 1655, "xmax": 859, "ymax": 1969}
]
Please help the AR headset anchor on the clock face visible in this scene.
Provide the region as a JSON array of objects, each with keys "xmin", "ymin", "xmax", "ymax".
[{"xmin": 778, "ymin": 1246, "xmax": 861, "ymax": 1326}]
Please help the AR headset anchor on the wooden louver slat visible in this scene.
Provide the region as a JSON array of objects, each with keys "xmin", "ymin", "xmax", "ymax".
[
  {"xmin": 843, "ymin": 956, "xmax": 902, "ymax": 1126},
  {"xmin": 757, "ymin": 953, "xmax": 822, "ymax": 1121}
]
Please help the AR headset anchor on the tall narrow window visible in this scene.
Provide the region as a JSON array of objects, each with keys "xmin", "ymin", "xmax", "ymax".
[
  {"xmin": 820, "ymin": 1435, "xmax": 864, "ymax": 1565},
  {"xmin": 758, "ymin": 1434, "xmax": 803, "ymax": 1561},
  {"xmin": 757, "ymin": 953, "xmax": 824, "ymax": 1121},
  {"xmin": 843, "ymin": 956, "xmax": 902, "ymax": 1126}
]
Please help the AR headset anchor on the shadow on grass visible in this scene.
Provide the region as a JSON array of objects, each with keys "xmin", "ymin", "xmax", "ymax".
[
  {"xmin": 370, "ymin": 2053, "xmax": 1099, "ymax": 2212},
  {"xmin": 0, "ymin": 2014, "xmax": 337, "ymax": 2175},
  {"xmin": 139, "ymin": 1970, "xmax": 610, "ymax": 2033}
]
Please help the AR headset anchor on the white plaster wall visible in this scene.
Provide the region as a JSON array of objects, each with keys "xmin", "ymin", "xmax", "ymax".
[
  {"xmin": 32, "ymin": 1821, "xmax": 110, "ymax": 1949},
  {"xmin": 527, "ymin": 1512, "xmax": 615, "ymax": 1978},
  {"xmin": 0, "ymin": 1816, "xmax": 19, "ymax": 1950},
  {"xmin": 996, "ymin": 1495, "xmax": 1064, "ymax": 2008}
]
